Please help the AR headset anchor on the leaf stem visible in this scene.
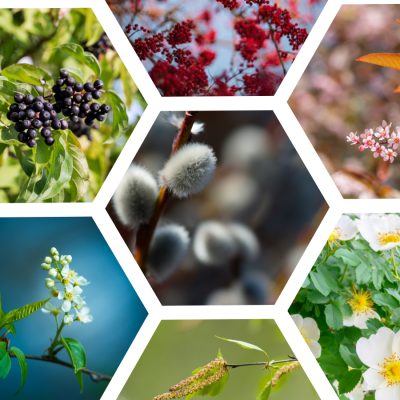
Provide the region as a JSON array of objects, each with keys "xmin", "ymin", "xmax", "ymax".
[
  {"xmin": 133, "ymin": 111, "xmax": 200, "ymax": 270},
  {"xmin": 340, "ymin": 264, "xmax": 349, "ymax": 284},
  {"xmin": 227, "ymin": 358, "xmax": 298, "ymax": 368},
  {"xmin": 49, "ymin": 320, "xmax": 65, "ymax": 356},
  {"xmin": 8, "ymin": 353, "xmax": 111, "ymax": 382}
]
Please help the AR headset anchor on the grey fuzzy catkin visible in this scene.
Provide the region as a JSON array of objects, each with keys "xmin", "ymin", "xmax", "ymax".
[
  {"xmin": 193, "ymin": 221, "xmax": 237, "ymax": 266},
  {"xmin": 113, "ymin": 164, "xmax": 158, "ymax": 228},
  {"xmin": 158, "ymin": 143, "xmax": 217, "ymax": 198},
  {"xmin": 227, "ymin": 223, "xmax": 260, "ymax": 262},
  {"xmin": 147, "ymin": 224, "xmax": 190, "ymax": 282}
]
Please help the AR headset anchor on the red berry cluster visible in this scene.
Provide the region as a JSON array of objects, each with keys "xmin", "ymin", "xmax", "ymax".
[
  {"xmin": 235, "ymin": 19, "xmax": 267, "ymax": 65},
  {"xmin": 216, "ymin": 0, "xmax": 239, "ymax": 10},
  {"xmin": 167, "ymin": 21, "xmax": 194, "ymax": 46}
]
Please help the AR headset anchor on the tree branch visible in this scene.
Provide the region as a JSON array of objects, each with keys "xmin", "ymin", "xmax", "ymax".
[
  {"xmin": 9, "ymin": 353, "xmax": 112, "ymax": 382},
  {"xmin": 227, "ymin": 358, "xmax": 298, "ymax": 368},
  {"xmin": 268, "ymin": 22, "xmax": 287, "ymax": 76}
]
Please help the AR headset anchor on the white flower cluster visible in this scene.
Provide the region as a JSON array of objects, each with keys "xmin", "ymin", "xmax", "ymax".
[{"xmin": 41, "ymin": 247, "xmax": 92, "ymax": 325}]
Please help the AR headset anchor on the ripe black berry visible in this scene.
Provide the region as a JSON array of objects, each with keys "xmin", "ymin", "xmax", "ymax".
[
  {"xmin": 87, "ymin": 112, "xmax": 96, "ymax": 120},
  {"xmin": 52, "ymin": 84, "xmax": 62, "ymax": 93},
  {"xmin": 44, "ymin": 102, "xmax": 53, "ymax": 112},
  {"xmin": 78, "ymin": 112, "xmax": 87, "ymax": 118},
  {"xmin": 10, "ymin": 112, "xmax": 19, "ymax": 122},
  {"xmin": 65, "ymin": 77, "xmax": 76, "ymax": 86},
  {"xmin": 65, "ymin": 87, "xmax": 74, "ymax": 97},
  {"xmin": 43, "ymin": 120, "xmax": 51, "ymax": 128},
  {"xmin": 41, "ymin": 128, "xmax": 52, "ymax": 137},
  {"xmin": 92, "ymin": 90, "xmax": 102, "ymax": 100},
  {"xmin": 33, "ymin": 102, "xmax": 44, "ymax": 112},
  {"xmin": 71, "ymin": 115, "xmax": 79, "ymax": 123},
  {"xmin": 56, "ymin": 99, "xmax": 64, "ymax": 109},
  {"xmin": 34, "ymin": 96, "xmax": 45, "ymax": 103},
  {"xmin": 56, "ymin": 78, "xmax": 64, "ymax": 86},
  {"xmin": 6, "ymin": 111, "xmax": 12, "ymax": 120},
  {"xmin": 18, "ymin": 111, "xmax": 26, "ymax": 120},
  {"xmin": 45, "ymin": 136, "xmax": 55, "ymax": 146},
  {"xmin": 83, "ymin": 93, "xmax": 93, "ymax": 102},
  {"xmin": 9, "ymin": 104, "xmax": 18, "ymax": 112},
  {"xmin": 14, "ymin": 93, "xmax": 24, "ymax": 103},
  {"xmin": 60, "ymin": 69, "xmax": 69, "ymax": 79},
  {"xmin": 32, "ymin": 119, "xmax": 43, "ymax": 129},
  {"xmin": 18, "ymin": 132, "xmax": 28, "ymax": 143},
  {"xmin": 18, "ymin": 104, "xmax": 27, "ymax": 111},
  {"xmin": 100, "ymin": 104, "xmax": 111, "ymax": 113},
  {"xmin": 15, "ymin": 122, "xmax": 24, "ymax": 132},
  {"xmin": 24, "ymin": 94, "xmax": 34, "ymax": 104},
  {"xmin": 22, "ymin": 120, "xmax": 32, "ymax": 129},
  {"xmin": 90, "ymin": 103, "xmax": 100, "ymax": 112},
  {"xmin": 60, "ymin": 120, "xmax": 69, "ymax": 130},
  {"xmin": 71, "ymin": 105, "xmax": 80, "ymax": 115},
  {"xmin": 62, "ymin": 108, "xmax": 71, "ymax": 117},
  {"xmin": 80, "ymin": 103, "xmax": 90, "ymax": 112},
  {"xmin": 85, "ymin": 118, "xmax": 95, "ymax": 127},
  {"xmin": 53, "ymin": 104, "xmax": 62, "ymax": 113},
  {"xmin": 39, "ymin": 110, "xmax": 51, "ymax": 121},
  {"xmin": 73, "ymin": 94, "xmax": 82, "ymax": 103},
  {"xmin": 27, "ymin": 138, "xmax": 36, "ymax": 148},
  {"xmin": 51, "ymin": 120, "xmax": 62, "ymax": 130},
  {"xmin": 49, "ymin": 110, "xmax": 57, "ymax": 120},
  {"xmin": 26, "ymin": 109, "xmax": 36, "ymax": 119},
  {"xmin": 63, "ymin": 98, "xmax": 72, "ymax": 107},
  {"xmin": 74, "ymin": 82, "xmax": 84, "ymax": 92},
  {"xmin": 27, "ymin": 128, "xmax": 37, "ymax": 138},
  {"xmin": 96, "ymin": 113, "xmax": 106, "ymax": 122},
  {"xmin": 93, "ymin": 80, "xmax": 104, "ymax": 90},
  {"xmin": 83, "ymin": 82, "xmax": 94, "ymax": 92}
]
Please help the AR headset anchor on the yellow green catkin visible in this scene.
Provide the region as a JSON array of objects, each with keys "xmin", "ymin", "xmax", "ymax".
[{"xmin": 269, "ymin": 361, "xmax": 300, "ymax": 388}]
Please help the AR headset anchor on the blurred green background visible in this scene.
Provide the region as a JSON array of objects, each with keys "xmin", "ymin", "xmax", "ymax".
[{"xmin": 118, "ymin": 320, "xmax": 319, "ymax": 400}]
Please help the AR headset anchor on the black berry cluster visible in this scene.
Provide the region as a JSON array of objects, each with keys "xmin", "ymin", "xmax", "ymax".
[
  {"xmin": 52, "ymin": 69, "xmax": 110, "ymax": 134},
  {"xmin": 84, "ymin": 32, "xmax": 115, "ymax": 59},
  {"xmin": 6, "ymin": 93, "xmax": 59, "ymax": 148},
  {"xmin": 68, "ymin": 121, "xmax": 93, "ymax": 141}
]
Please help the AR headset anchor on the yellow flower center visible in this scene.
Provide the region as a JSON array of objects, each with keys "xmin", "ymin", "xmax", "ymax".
[
  {"xmin": 62, "ymin": 278, "xmax": 70, "ymax": 285},
  {"xmin": 50, "ymin": 310, "xmax": 61, "ymax": 316},
  {"xmin": 65, "ymin": 292, "xmax": 74, "ymax": 301},
  {"xmin": 348, "ymin": 288, "xmax": 374, "ymax": 315},
  {"xmin": 378, "ymin": 231, "xmax": 400, "ymax": 246},
  {"xmin": 328, "ymin": 228, "xmax": 342, "ymax": 247},
  {"xmin": 300, "ymin": 330, "xmax": 310, "ymax": 343},
  {"xmin": 379, "ymin": 354, "xmax": 400, "ymax": 386}
]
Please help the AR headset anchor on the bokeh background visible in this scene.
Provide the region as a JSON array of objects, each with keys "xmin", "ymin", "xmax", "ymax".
[
  {"xmin": 0, "ymin": 217, "xmax": 148, "ymax": 400},
  {"xmin": 118, "ymin": 319, "xmax": 319, "ymax": 400},
  {"xmin": 107, "ymin": 111, "xmax": 327, "ymax": 305},
  {"xmin": 289, "ymin": 4, "xmax": 400, "ymax": 198}
]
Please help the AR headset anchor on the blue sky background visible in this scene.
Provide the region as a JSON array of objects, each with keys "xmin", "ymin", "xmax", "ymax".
[{"xmin": 0, "ymin": 217, "xmax": 147, "ymax": 400}]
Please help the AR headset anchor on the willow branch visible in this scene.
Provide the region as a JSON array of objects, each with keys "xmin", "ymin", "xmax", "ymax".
[
  {"xmin": 134, "ymin": 111, "xmax": 200, "ymax": 270},
  {"xmin": 9, "ymin": 353, "xmax": 112, "ymax": 382},
  {"xmin": 227, "ymin": 358, "xmax": 298, "ymax": 368}
]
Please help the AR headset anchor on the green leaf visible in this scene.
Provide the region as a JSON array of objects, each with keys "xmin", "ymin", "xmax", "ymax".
[
  {"xmin": 339, "ymin": 345, "xmax": 363, "ymax": 369},
  {"xmin": 356, "ymin": 263, "xmax": 372, "ymax": 285},
  {"xmin": 75, "ymin": 370, "xmax": 84, "ymax": 393},
  {"xmin": 2, "ymin": 64, "xmax": 53, "ymax": 89},
  {"xmin": 63, "ymin": 66, "xmax": 84, "ymax": 83},
  {"xmin": 366, "ymin": 318, "xmax": 384, "ymax": 333},
  {"xmin": 53, "ymin": 43, "xmax": 100, "ymax": 77},
  {"xmin": 340, "ymin": 303, "xmax": 353, "ymax": 318},
  {"xmin": 335, "ymin": 248, "xmax": 360, "ymax": 267},
  {"xmin": 104, "ymin": 89, "xmax": 129, "ymax": 144},
  {"xmin": 325, "ymin": 304, "xmax": 343, "ymax": 330},
  {"xmin": 0, "ymin": 342, "xmax": 11, "ymax": 379},
  {"xmin": 60, "ymin": 336, "xmax": 86, "ymax": 392},
  {"xmin": 0, "ymin": 297, "xmax": 50, "ymax": 327},
  {"xmin": 307, "ymin": 290, "xmax": 330, "ymax": 304},
  {"xmin": 318, "ymin": 355, "xmax": 348, "ymax": 374},
  {"xmin": 10, "ymin": 347, "xmax": 27, "ymax": 395},
  {"xmin": 338, "ymin": 369, "xmax": 362, "ymax": 395},
  {"xmin": 302, "ymin": 276, "xmax": 310, "ymax": 288},
  {"xmin": 372, "ymin": 268, "xmax": 384, "ymax": 290},
  {"xmin": 14, "ymin": 168, "xmax": 47, "ymax": 203},
  {"xmin": 256, "ymin": 382, "xmax": 272, "ymax": 400},
  {"xmin": 216, "ymin": 337, "xmax": 268, "ymax": 357},
  {"xmin": 391, "ymin": 308, "xmax": 400, "ymax": 326},
  {"xmin": 318, "ymin": 265, "xmax": 340, "ymax": 292},
  {"xmin": 0, "ymin": 126, "xmax": 23, "ymax": 146},
  {"xmin": 386, "ymin": 287, "xmax": 400, "ymax": 302},
  {"xmin": 0, "ymin": 77, "xmax": 39, "ymax": 97},
  {"xmin": 372, "ymin": 292, "xmax": 399, "ymax": 310},
  {"xmin": 33, "ymin": 136, "xmax": 53, "ymax": 174},
  {"xmin": 14, "ymin": 145, "xmax": 34, "ymax": 177},
  {"xmin": 310, "ymin": 271, "xmax": 331, "ymax": 297}
]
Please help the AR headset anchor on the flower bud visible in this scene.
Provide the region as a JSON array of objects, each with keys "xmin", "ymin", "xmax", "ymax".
[
  {"xmin": 193, "ymin": 221, "xmax": 237, "ymax": 265},
  {"xmin": 227, "ymin": 223, "xmax": 260, "ymax": 263},
  {"xmin": 113, "ymin": 164, "xmax": 158, "ymax": 228},
  {"xmin": 50, "ymin": 247, "xmax": 58, "ymax": 255},
  {"xmin": 49, "ymin": 288, "xmax": 59, "ymax": 297},
  {"xmin": 145, "ymin": 224, "xmax": 190, "ymax": 282},
  {"xmin": 56, "ymin": 273, "xmax": 62, "ymax": 281},
  {"xmin": 41, "ymin": 263, "xmax": 51, "ymax": 270},
  {"xmin": 48, "ymin": 268, "xmax": 57, "ymax": 278},
  {"xmin": 66, "ymin": 255, "xmax": 72, "ymax": 263},
  {"xmin": 45, "ymin": 279, "xmax": 55, "ymax": 288},
  {"xmin": 158, "ymin": 143, "xmax": 217, "ymax": 198},
  {"xmin": 44, "ymin": 257, "xmax": 52, "ymax": 264},
  {"xmin": 60, "ymin": 260, "xmax": 68, "ymax": 267},
  {"xmin": 63, "ymin": 315, "xmax": 74, "ymax": 325},
  {"xmin": 53, "ymin": 255, "xmax": 59, "ymax": 262}
]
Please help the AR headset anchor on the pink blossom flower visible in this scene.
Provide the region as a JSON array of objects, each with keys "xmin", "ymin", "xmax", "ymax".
[
  {"xmin": 363, "ymin": 137, "xmax": 375, "ymax": 148},
  {"xmin": 375, "ymin": 120, "xmax": 392, "ymax": 140},
  {"xmin": 346, "ymin": 132, "xmax": 359, "ymax": 145},
  {"xmin": 383, "ymin": 147, "xmax": 397, "ymax": 163},
  {"xmin": 389, "ymin": 130, "xmax": 400, "ymax": 149},
  {"xmin": 359, "ymin": 144, "xmax": 366, "ymax": 151},
  {"xmin": 361, "ymin": 129, "xmax": 374, "ymax": 140},
  {"xmin": 371, "ymin": 143, "xmax": 385, "ymax": 158}
]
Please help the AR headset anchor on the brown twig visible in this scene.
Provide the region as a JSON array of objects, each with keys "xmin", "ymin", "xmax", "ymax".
[
  {"xmin": 9, "ymin": 353, "xmax": 112, "ymax": 382},
  {"xmin": 268, "ymin": 22, "xmax": 287, "ymax": 76},
  {"xmin": 134, "ymin": 111, "xmax": 200, "ymax": 270}
]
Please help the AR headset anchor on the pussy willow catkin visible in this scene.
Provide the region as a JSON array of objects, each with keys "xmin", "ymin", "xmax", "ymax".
[
  {"xmin": 153, "ymin": 359, "xmax": 227, "ymax": 400},
  {"xmin": 269, "ymin": 361, "xmax": 300, "ymax": 388}
]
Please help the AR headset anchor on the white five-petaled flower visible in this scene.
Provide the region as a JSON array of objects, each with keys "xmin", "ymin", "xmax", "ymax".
[
  {"xmin": 61, "ymin": 265, "xmax": 89, "ymax": 286},
  {"xmin": 76, "ymin": 306, "xmax": 93, "ymax": 323},
  {"xmin": 356, "ymin": 327, "xmax": 400, "ymax": 400},
  {"xmin": 58, "ymin": 283, "xmax": 83, "ymax": 312},
  {"xmin": 375, "ymin": 120, "xmax": 392, "ymax": 140},
  {"xmin": 41, "ymin": 302, "xmax": 63, "ymax": 316},
  {"xmin": 328, "ymin": 215, "xmax": 358, "ymax": 247},
  {"xmin": 356, "ymin": 214, "xmax": 400, "ymax": 252},
  {"xmin": 63, "ymin": 315, "xmax": 74, "ymax": 325},
  {"xmin": 291, "ymin": 314, "xmax": 321, "ymax": 358}
]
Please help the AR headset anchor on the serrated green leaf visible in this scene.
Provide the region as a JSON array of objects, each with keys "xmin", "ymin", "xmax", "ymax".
[
  {"xmin": 256, "ymin": 382, "xmax": 272, "ymax": 400},
  {"xmin": 372, "ymin": 292, "xmax": 399, "ymax": 310},
  {"xmin": 10, "ymin": 347, "xmax": 27, "ymax": 395},
  {"xmin": 366, "ymin": 318, "xmax": 384, "ymax": 333},
  {"xmin": 0, "ymin": 77, "xmax": 39, "ymax": 97},
  {"xmin": 338, "ymin": 369, "xmax": 362, "ymax": 395},
  {"xmin": 318, "ymin": 265, "xmax": 340, "ymax": 292},
  {"xmin": 104, "ymin": 89, "xmax": 129, "ymax": 144},
  {"xmin": 372, "ymin": 268, "xmax": 384, "ymax": 290},
  {"xmin": 302, "ymin": 276, "xmax": 310, "ymax": 288},
  {"xmin": 307, "ymin": 290, "xmax": 330, "ymax": 304},
  {"xmin": 335, "ymin": 249, "xmax": 360, "ymax": 267},
  {"xmin": 2, "ymin": 64, "xmax": 53, "ymax": 89},
  {"xmin": 319, "ymin": 355, "xmax": 348, "ymax": 374},
  {"xmin": 0, "ymin": 342, "xmax": 11, "ymax": 379},
  {"xmin": 339, "ymin": 345, "xmax": 363, "ymax": 369},
  {"xmin": 310, "ymin": 271, "xmax": 331, "ymax": 297},
  {"xmin": 386, "ymin": 287, "xmax": 400, "ymax": 302},
  {"xmin": 53, "ymin": 43, "xmax": 100, "ymax": 77},
  {"xmin": 216, "ymin": 337, "xmax": 268, "ymax": 356},
  {"xmin": 325, "ymin": 304, "xmax": 343, "ymax": 330},
  {"xmin": 356, "ymin": 263, "xmax": 372, "ymax": 285},
  {"xmin": 340, "ymin": 303, "xmax": 353, "ymax": 318},
  {"xmin": 391, "ymin": 308, "xmax": 400, "ymax": 326},
  {"xmin": 0, "ymin": 298, "xmax": 50, "ymax": 327}
]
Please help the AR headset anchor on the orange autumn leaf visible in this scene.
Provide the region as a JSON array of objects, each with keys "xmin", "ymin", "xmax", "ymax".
[
  {"xmin": 356, "ymin": 53, "xmax": 400, "ymax": 70},
  {"xmin": 394, "ymin": 85, "xmax": 400, "ymax": 93}
]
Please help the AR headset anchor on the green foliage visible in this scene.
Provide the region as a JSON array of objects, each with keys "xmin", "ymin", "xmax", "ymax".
[
  {"xmin": 216, "ymin": 337, "xmax": 269, "ymax": 358},
  {"xmin": 0, "ymin": 342, "xmax": 11, "ymax": 379},
  {"xmin": 9, "ymin": 347, "xmax": 27, "ymax": 395},
  {"xmin": 256, "ymin": 382, "xmax": 272, "ymax": 400}
]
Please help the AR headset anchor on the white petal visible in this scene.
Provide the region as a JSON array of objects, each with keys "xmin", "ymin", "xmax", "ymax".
[
  {"xmin": 41, "ymin": 308, "xmax": 51, "ymax": 314},
  {"xmin": 391, "ymin": 328, "xmax": 400, "ymax": 355},
  {"xmin": 74, "ymin": 295, "xmax": 83, "ymax": 305},
  {"xmin": 375, "ymin": 385, "xmax": 400, "ymax": 400},
  {"xmin": 356, "ymin": 327, "xmax": 394, "ymax": 369},
  {"xmin": 291, "ymin": 314, "xmax": 303, "ymax": 330},
  {"xmin": 72, "ymin": 286, "xmax": 82, "ymax": 295},
  {"xmin": 336, "ymin": 215, "xmax": 358, "ymax": 241},
  {"xmin": 58, "ymin": 291, "xmax": 65, "ymax": 300},
  {"xmin": 61, "ymin": 300, "xmax": 71, "ymax": 312},
  {"xmin": 65, "ymin": 283, "xmax": 74, "ymax": 292},
  {"xmin": 81, "ymin": 315, "xmax": 93, "ymax": 323},
  {"xmin": 61, "ymin": 265, "xmax": 70, "ymax": 276},
  {"xmin": 343, "ymin": 313, "xmax": 356, "ymax": 327},
  {"xmin": 308, "ymin": 339, "xmax": 321, "ymax": 359},
  {"xmin": 363, "ymin": 368, "xmax": 386, "ymax": 390},
  {"xmin": 353, "ymin": 309, "xmax": 380, "ymax": 330},
  {"xmin": 301, "ymin": 317, "xmax": 320, "ymax": 341},
  {"xmin": 80, "ymin": 306, "xmax": 90, "ymax": 316}
]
